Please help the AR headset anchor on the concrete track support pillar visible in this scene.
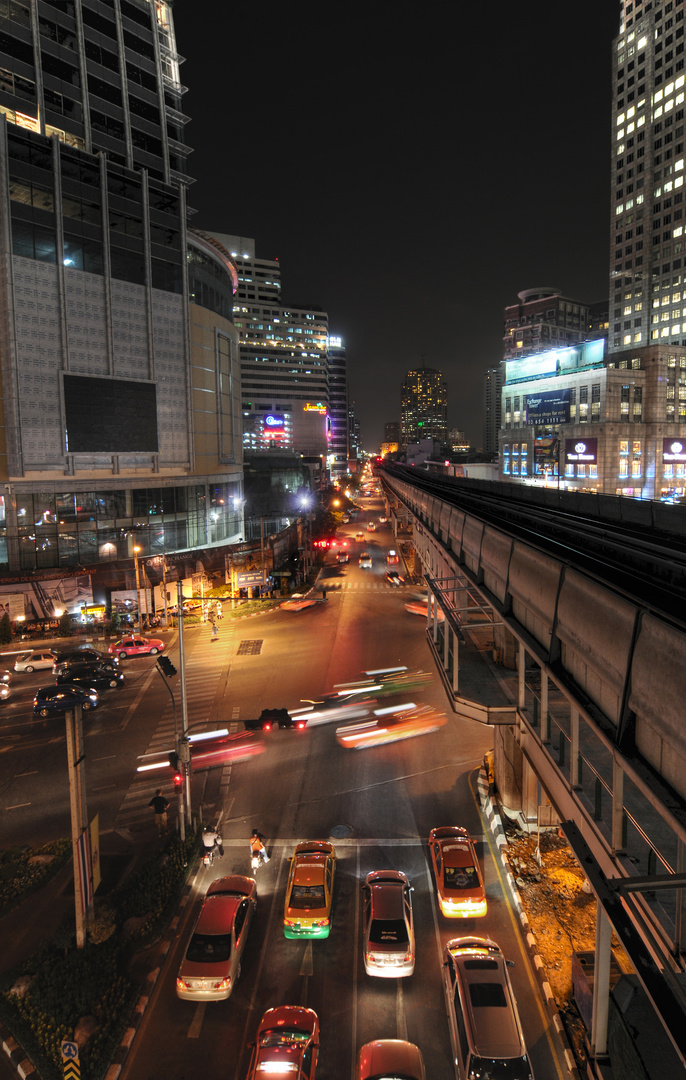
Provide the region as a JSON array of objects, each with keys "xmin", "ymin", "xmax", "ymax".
[{"xmin": 591, "ymin": 900, "xmax": 612, "ymax": 1059}]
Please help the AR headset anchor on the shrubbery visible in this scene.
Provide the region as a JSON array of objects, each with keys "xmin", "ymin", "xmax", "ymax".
[{"xmin": 0, "ymin": 832, "xmax": 199, "ymax": 1080}]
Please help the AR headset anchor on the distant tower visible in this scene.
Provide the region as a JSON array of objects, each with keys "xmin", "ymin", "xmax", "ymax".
[
  {"xmin": 400, "ymin": 366, "xmax": 448, "ymax": 449},
  {"xmin": 384, "ymin": 421, "xmax": 400, "ymax": 443},
  {"xmin": 484, "ymin": 366, "xmax": 504, "ymax": 456},
  {"xmin": 327, "ymin": 335, "xmax": 349, "ymax": 478}
]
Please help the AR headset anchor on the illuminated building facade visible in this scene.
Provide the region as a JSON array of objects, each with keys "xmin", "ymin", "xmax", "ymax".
[
  {"xmin": 0, "ymin": 0, "xmax": 244, "ymax": 572},
  {"xmin": 211, "ymin": 234, "xmax": 331, "ymax": 463},
  {"xmin": 503, "ymin": 288, "xmax": 596, "ymax": 360},
  {"xmin": 400, "ymin": 366, "xmax": 448, "ymax": 449},
  {"xmin": 327, "ymin": 335, "xmax": 349, "ymax": 478}
]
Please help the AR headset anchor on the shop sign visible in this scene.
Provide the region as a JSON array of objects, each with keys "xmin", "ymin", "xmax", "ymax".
[
  {"xmin": 565, "ymin": 438, "xmax": 597, "ymax": 463},
  {"xmin": 663, "ymin": 438, "xmax": 686, "ymax": 463}
]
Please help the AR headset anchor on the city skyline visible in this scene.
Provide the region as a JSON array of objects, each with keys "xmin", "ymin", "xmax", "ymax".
[{"xmin": 173, "ymin": 1, "xmax": 619, "ymax": 449}]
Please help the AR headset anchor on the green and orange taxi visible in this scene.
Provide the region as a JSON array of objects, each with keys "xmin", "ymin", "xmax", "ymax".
[
  {"xmin": 428, "ymin": 826, "xmax": 487, "ymax": 918},
  {"xmin": 284, "ymin": 841, "xmax": 336, "ymax": 939}
]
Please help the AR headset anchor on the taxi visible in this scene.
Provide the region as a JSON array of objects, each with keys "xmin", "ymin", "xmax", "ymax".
[
  {"xmin": 336, "ymin": 704, "xmax": 446, "ymax": 749},
  {"xmin": 284, "ymin": 841, "xmax": 336, "ymax": 939},
  {"xmin": 428, "ymin": 826, "xmax": 487, "ymax": 918},
  {"xmin": 245, "ymin": 1006, "xmax": 319, "ymax": 1080},
  {"xmin": 108, "ymin": 635, "xmax": 165, "ymax": 658}
]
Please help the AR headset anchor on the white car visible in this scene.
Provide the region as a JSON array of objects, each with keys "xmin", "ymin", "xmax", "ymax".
[
  {"xmin": 359, "ymin": 553, "xmax": 372, "ymax": 569},
  {"xmin": 176, "ymin": 875, "xmax": 257, "ymax": 1001},
  {"xmin": 362, "ymin": 870, "xmax": 415, "ymax": 977},
  {"xmin": 14, "ymin": 649, "xmax": 58, "ymax": 673}
]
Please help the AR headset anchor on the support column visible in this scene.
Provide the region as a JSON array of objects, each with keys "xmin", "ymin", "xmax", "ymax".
[
  {"xmin": 612, "ymin": 758, "xmax": 625, "ymax": 854},
  {"xmin": 570, "ymin": 707, "xmax": 580, "ymax": 789},
  {"xmin": 452, "ymin": 627, "xmax": 459, "ymax": 693},
  {"xmin": 541, "ymin": 672, "xmax": 550, "ymax": 743},
  {"xmin": 591, "ymin": 900, "xmax": 612, "ymax": 1058}
]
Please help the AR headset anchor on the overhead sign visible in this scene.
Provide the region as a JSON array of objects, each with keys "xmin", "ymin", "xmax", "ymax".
[
  {"xmin": 663, "ymin": 438, "xmax": 686, "ymax": 463},
  {"xmin": 565, "ymin": 438, "xmax": 597, "ymax": 463},
  {"xmin": 506, "ymin": 353, "xmax": 558, "ymax": 382},
  {"xmin": 526, "ymin": 388, "xmax": 571, "ymax": 425}
]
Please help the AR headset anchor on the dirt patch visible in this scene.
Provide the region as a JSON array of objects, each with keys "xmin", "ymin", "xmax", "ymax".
[{"xmin": 504, "ymin": 827, "xmax": 605, "ymax": 1006}]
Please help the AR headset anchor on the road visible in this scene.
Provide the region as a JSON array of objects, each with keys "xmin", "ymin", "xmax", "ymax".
[{"xmin": 0, "ymin": 498, "xmax": 569, "ymax": 1079}]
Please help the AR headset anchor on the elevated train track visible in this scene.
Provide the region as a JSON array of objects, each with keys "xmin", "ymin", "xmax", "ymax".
[{"xmin": 380, "ymin": 463, "xmax": 686, "ymax": 628}]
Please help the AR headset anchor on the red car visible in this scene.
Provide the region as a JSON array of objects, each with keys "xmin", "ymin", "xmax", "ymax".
[
  {"xmin": 108, "ymin": 636, "xmax": 165, "ymax": 658},
  {"xmin": 245, "ymin": 1005, "xmax": 319, "ymax": 1080}
]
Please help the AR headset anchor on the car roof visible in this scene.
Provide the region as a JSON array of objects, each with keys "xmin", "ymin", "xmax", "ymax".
[
  {"xmin": 440, "ymin": 836, "xmax": 475, "ymax": 867},
  {"xmin": 360, "ymin": 1040, "xmax": 424, "ymax": 1078},
  {"xmin": 369, "ymin": 879, "xmax": 407, "ymax": 920},
  {"xmin": 195, "ymin": 893, "xmax": 241, "ymax": 935}
]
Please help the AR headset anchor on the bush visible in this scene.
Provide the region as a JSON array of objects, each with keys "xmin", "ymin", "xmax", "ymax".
[
  {"xmin": 0, "ymin": 612, "xmax": 12, "ymax": 645},
  {"xmin": 57, "ymin": 612, "xmax": 73, "ymax": 638},
  {"xmin": 0, "ymin": 832, "xmax": 199, "ymax": 1080},
  {"xmin": 0, "ymin": 841, "xmax": 71, "ymax": 916}
]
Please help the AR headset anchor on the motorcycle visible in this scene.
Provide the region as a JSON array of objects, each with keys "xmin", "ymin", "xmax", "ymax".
[
  {"xmin": 250, "ymin": 843, "xmax": 270, "ymax": 872},
  {"xmin": 202, "ymin": 829, "xmax": 222, "ymax": 867}
]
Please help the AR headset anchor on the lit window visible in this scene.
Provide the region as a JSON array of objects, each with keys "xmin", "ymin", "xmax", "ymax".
[
  {"xmin": 624, "ymin": 334, "xmax": 632, "ymax": 344},
  {"xmin": 624, "ymin": 305, "xmax": 632, "ymax": 315},
  {"xmin": 638, "ymin": 36, "xmax": 647, "ymax": 50},
  {"xmin": 637, "ymin": 115, "xmax": 646, "ymax": 127},
  {"xmin": 632, "ymin": 459, "xmax": 642, "ymax": 478},
  {"xmin": 617, "ymin": 112, "xmax": 626, "ymax": 126},
  {"xmin": 617, "ymin": 143, "xmax": 625, "ymax": 155},
  {"xmin": 634, "ymin": 332, "xmax": 642, "ymax": 342},
  {"xmin": 637, "ymin": 194, "xmax": 644, "ymax": 204},
  {"xmin": 617, "ymin": 128, "xmax": 625, "ymax": 140},
  {"xmin": 620, "ymin": 459, "xmax": 629, "ymax": 478}
]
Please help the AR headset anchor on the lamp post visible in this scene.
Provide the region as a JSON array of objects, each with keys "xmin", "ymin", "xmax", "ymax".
[{"xmin": 133, "ymin": 545, "xmax": 143, "ymax": 629}]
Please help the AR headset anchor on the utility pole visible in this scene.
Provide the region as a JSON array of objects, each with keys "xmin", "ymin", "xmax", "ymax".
[
  {"xmin": 65, "ymin": 704, "xmax": 88, "ymax": 948},
  {"xmin": 133, "ymin": 545, "xmax": 143, "ymax": 628},
  {"xmin": 177, "ymin": 580, "xmax": 191, "ymax": 825}
]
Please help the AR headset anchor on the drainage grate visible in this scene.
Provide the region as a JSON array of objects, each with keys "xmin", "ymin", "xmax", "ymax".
[{"xmin": 237, "ymin": 639, "xmax": 263, "ymax": 655}]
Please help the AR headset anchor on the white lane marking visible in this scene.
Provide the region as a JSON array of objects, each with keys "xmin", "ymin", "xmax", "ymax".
[
  {"xmin": 14, "ymin": 770, "xmax": 38, "ymax": 777},
  {"xmin": 187, "ymin": 1001, "xmax": 206, "ymax": 1039},
  {"xmin": 232, "ymin": 856, "xmax": 287, "ymax": 1080},
  {"xmin": 5, "ymin": 802, "xmax": 31, "ymax": 809},
  {"xmin": 396, "ymin": 979, "xmax": 408, "ymax": 1041}
]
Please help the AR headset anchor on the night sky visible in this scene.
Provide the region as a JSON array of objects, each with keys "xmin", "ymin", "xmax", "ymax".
[{"xmin": 172, "ymin": 1, "xmax": 621, "ymax": 451}]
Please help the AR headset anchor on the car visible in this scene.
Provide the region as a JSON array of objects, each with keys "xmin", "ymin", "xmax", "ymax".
[
  {"xmin": 280, "ymin": 596, "xmax": 320, "ymax": 612},
  {"xmin": 284, "ymin": 841, "xmax": 336, "ymax": 938},
  {"xmin": 379, "ymin": 516, "xmax": 388, "ymax": 524},
  {"xmin": 385, "ymin": 570, "xmax": 403, "ymax": 586},
  {"xmin": 355, "ymin": 531, "xmax": 365, "ymax": 542},
  {"xmin": 245, "ymin": 1006, "xmax": 319, "ymax": 1080},
  {"xmin": 54, "ymin": 648, "xmax": 118, "ymax": 674},
  {"xmin": 336, "ymin": 705, "xmax": 447, "ymax": 749},
  {"xmin": 405, "ymin": 598, "xmax": 444, "ymax": 620},
  {"xmin": 342, "ymin": 515, "xmax": 350, "ymax": 523},
  {"xmin": 428, "ymin": 826, "xmax": 487, "ymax": 918},
  {"xmin": 33, "ymin": 685, "xmax": 99, "ymax": 717},
  {"xmin": 442, "ymin": 937, "xmax": 533, "ymax": 1080},
  {"xmin": 14, "ymin": 650, "xmax": 58, "ymax": 674},
  {"xmin": 337, "ymin": 550, "xmax": 349, "ymax": 564},
  {"xmin": 243, "ymin": 708, "xmax": 306, "ymax": 731},
  {"xmin": 367, "ymin": 521, "xmax": 376, "ymax": 532},
  {"xmin": 359, "ymin": 552, "xmax": 372, "ymax": 569},
  {"xmin": 55, "ymin": 664, "xmax": 125, "ymax": 691},
  {"xmin": 357, "ymin": 1040, "xmax": 425, "ymax": 1080},
  {"xmin": 362, "ymin": 870, "xmax": 415, "ymax": 977},
  {"xmin": 0, "ymin": 670, "xmax": 13, "ymax": 685},
  {"xmin": 176, "ymin": 875, "xmax": 257, "ymax": 1001},
  {"xmin": 108, "ymin": 636, "xmax": 165, "ymax": 658},
  {"xmin": 386, "ymin": 549, "xmax": 399, "ymax": 564}
]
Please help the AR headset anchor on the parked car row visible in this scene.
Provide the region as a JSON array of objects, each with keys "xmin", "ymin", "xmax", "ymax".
[
  {"xmin": 177, "ymin": 824, "xmax": 530, "ymax": 1078},
  {"xmin": 8, "ymin": 637, "xmax": 165, "ymax": 717}
]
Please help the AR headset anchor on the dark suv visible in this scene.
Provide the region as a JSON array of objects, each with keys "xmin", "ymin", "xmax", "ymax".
[
  {"xmin": 55, "ymin": 664, "xmax": 125, "ymax": 691},
  {"xmin": 54, "ymin": 649, "xmax": 118, "ymax": 675}
]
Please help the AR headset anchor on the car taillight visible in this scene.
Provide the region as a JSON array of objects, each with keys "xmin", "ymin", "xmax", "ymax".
[
  {"xmin": 311, "ymin": 918, "xmax": 329, "ymax": 927},
  {"xmin": 297, "ymin": 721, "xmax": 306, "ymax": 730},
  {"xmin": 176, "ymin": 978, "xmax": 189, "ymax": 991},
  {"xmin": 403, "ymin": 952, "xmax": 412, "ymax": 962},
  {"xmin": 214, "ymin": 977, "xmax": 231, "ymax": 990},
  {"xmin": 263, "ymin": 722, "xmax": 271, "ymax": 731}
]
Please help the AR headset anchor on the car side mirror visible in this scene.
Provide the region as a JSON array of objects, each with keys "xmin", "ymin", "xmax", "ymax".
[{"xmin": 507, "ymin": 959, "xmax": 515, "ymax": 968}]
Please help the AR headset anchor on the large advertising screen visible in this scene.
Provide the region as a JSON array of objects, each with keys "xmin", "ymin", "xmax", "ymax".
[{"xmin": 525, "ymin": 388, "xmax": 571, "ymax": 426}]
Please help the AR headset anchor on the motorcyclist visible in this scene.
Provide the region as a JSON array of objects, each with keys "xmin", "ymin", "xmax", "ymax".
[
  {"xmin": 202, "ymin": 826, "xmax": 224, "ymax": 860},
  {"xmin": 249, "ymin": 829, "xmax": 269, "ymax": 865}
]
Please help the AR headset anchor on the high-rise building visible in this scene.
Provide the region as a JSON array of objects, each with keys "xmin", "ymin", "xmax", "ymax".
[
  {"xmin": 609, "ymin": 1, "xmax": 686, "ymax": 352},
  {"xmin": 400, "ymin": 366, "xmax": 448, "ymax": 449},
  {"xmin": 384, "ymin": 421, "xmax": 400, "ymax": 443},
  {"xmin": 503, "ymin": 288, "xmax": 600, "ymax": 361},
  {"xmin": 0, "ymin": 0, "xmax": 244, "ymax": 573},
  {"xmin": 213, "ymin": 234, "xmax": 331, "ymax": 460},
  {"xmin": 484, "ymin": 365, "xmax": 504, "ymax": 456},
  {"xmin": 327, "ymin": 336, "xmax": 349, "ymax": 478}
]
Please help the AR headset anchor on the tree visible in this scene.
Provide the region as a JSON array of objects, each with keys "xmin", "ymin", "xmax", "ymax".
[
  {"xmin": 0, "ymin": 611, "xmax": 12, "ymax": 645},
  {"xmin": 58, "ymin": 611, "xmax": 73, "ymax": 638}
]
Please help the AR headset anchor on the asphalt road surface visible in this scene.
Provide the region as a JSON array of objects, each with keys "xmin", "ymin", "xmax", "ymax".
[{"xmin": 0, "ymin": 503, "xmax": 569, "ymax": 1079}]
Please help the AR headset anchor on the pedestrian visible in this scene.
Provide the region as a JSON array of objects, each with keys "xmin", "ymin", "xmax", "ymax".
[
  {"xmin": 216, "ymin": 600, "xmax": 223, "ymax": 620},
  {"xmin": 148, "ymin": 789, "xmax": 169, "ymax": 837},
  {"xmin": 211, "ymin": 622, "xmax": 219, "ymax": 641}
]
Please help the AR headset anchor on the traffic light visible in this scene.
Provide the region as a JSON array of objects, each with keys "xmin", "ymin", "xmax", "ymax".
[
  {"xmin": 169, "ymin": 749, "xmax": 179, "ymax": 770},
  {"xmin": 173, "ymin": 772, "xmax": 184, "ymax": 794},
  {"xmin": 158, "ymin": 656, "xmax": 177, "ymax": 677}
]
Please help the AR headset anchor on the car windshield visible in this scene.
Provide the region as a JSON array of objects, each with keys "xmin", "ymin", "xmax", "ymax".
[
  {"xmin": 467, "ymin": 1055, "xmax": 532, "ymax": 1080},
  {"xmin": 289, "ymin": 884, "xmax": 325, "ymax": 908},
  {"xmin": 185, "ymin": 932, "xmax": 231, "ymax": 964},
  {"xmin": 444, "ymin": 864, "xmax": 478, "ymax": 889},
  {"xmin": 369, "ymin": 918, "xmax": 409, "ymax": 945},
  {"xmin": 260, "ymin": 1028, "xmax": 310, "ymax": 1048}
]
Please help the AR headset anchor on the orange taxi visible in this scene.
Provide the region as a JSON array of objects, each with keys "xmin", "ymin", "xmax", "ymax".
[
  {"xmin": 428, "ymin": 826, "xmax": 487, "ymax": 918},
  {"xmin": 284, "ymin": 841, "xmax": 336, "ymax": 939},
  {"xmin": 336, "ymin": 705, "xmax": 446, "ymax": 750}
]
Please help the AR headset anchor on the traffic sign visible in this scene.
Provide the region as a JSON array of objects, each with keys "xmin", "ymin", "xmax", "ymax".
[
  {"xmin": 61, "ymin": 1041, "xmax": 79, "ymax": 1062},
  {"xmin": 61, "ymin": 1039, "xmax": 80, "ymax": 1079}
]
